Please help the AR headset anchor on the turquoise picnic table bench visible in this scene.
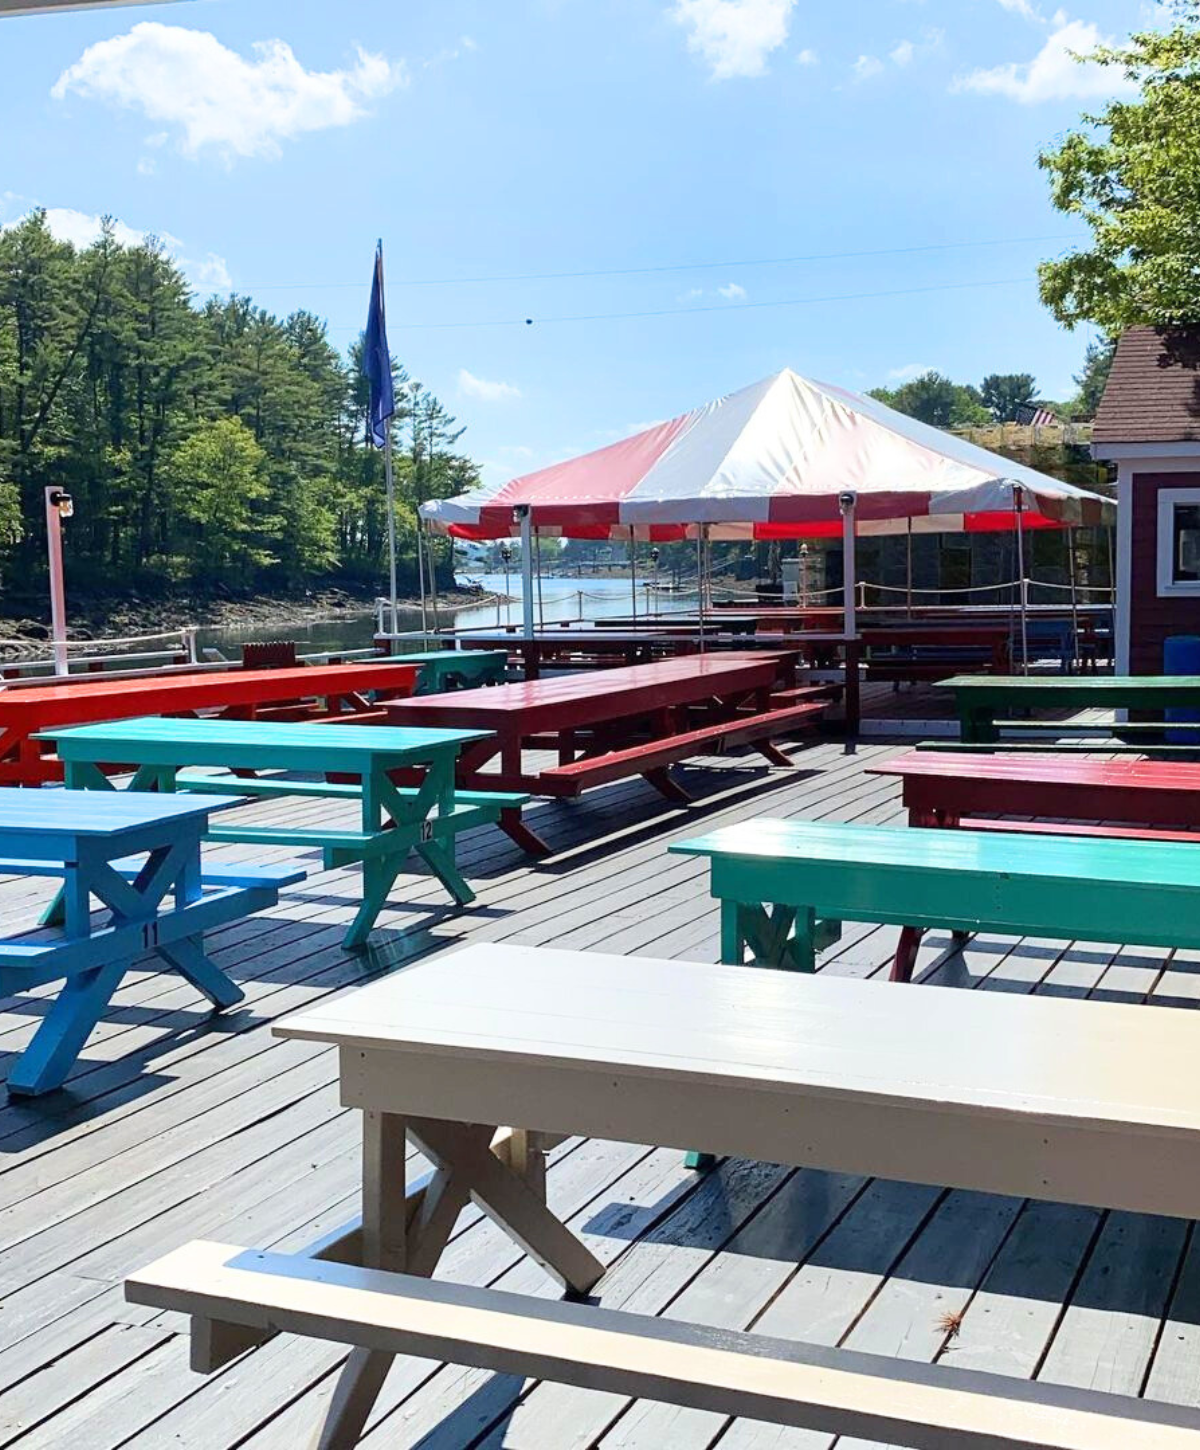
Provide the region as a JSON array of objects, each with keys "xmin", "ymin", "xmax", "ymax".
[
  {"xmin": 41, "ymin": 717, "xmax": 529, "ymax": 951},
  {"xmin": 0, "ymin": 789, "xmax": 302, "ymax": 1096},
  {"xmin": 672, "ymin": 818, "xmax": 1200, "ymax": 979},
  {"xmin": 942, "ymin": 672, "xmax": 1200, "ymax": 745},
  {"xmin": 367, "ymin": 650, "xmax": 508, "ymax": 694}
]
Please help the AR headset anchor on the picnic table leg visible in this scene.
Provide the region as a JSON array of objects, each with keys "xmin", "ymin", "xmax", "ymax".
[
  {"xmin": 156, "ymin": 938, "xmax": 244, "ymax": 1010},
  {"xmin": 7, "ymin": 960, "xmax": 127, "ymax": 1096},
  {"xmin": 645, "ymin": 767, "xmax": 692, "ymax": 804},
  {"xmin": 891, "ymin": 925, "xmax": 922, "ymax": 983},
  {"xmin": 342, "ymin": 858, "xmax": 396, "ymax": 952}
]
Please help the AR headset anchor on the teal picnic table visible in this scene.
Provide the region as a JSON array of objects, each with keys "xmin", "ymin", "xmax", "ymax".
[
  {"xmin": 367, "ymin": 651, "xmax": 507, "ymax": 694},
  {"xmin": 42, "ymin": 717, "xmax": 528, "ymax": 951},
  {"xmin": 673, "ymin": 817, "xmax": 1200, "ymax": 978},
  {"xmin": 942, "ymin": 673, "xmax": 1200, "ymax": 745},
  {"xmin": 0, "ymin": 789, "xmax": 302, "ymax": 1095}
]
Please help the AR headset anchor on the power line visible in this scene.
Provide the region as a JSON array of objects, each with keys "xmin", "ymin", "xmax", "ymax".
[
  {"xmin": 325, "ymin": 274, "xmax": 1033, "ymax": 333},
  {"xmin": 244, "ymin": 234, "xmax": 1072, "ymax": 292}
]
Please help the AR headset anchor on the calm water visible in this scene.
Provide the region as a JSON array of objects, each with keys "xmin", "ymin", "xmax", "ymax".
[{"xmin": 197, "ymin": 575, "xmax": 698, "ymax": 658}]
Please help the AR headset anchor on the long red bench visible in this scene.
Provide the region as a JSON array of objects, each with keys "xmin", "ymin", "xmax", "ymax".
[{"xmin": 539, "ymin": 701, "xmax": 826, "ymax": 796}]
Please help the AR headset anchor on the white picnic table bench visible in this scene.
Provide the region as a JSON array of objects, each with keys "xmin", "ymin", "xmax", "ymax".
[{"xmin": 127, "ymin": 944, "xmax": 1200, "ymax": 1449}]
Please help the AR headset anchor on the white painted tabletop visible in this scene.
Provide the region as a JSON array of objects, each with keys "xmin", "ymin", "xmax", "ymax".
[{"xmin": 276, "ymin": 944, "xmax": 1200, "ymax": 1137}]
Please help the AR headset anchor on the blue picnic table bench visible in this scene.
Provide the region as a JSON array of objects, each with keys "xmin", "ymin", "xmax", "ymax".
[
  {"xmin": 41, "ymin": 717, "xmax": 529, "ymax": 951},
  {"xmin": 0, "ymin": 790, "xmax": 302, "ymax": 1096}
]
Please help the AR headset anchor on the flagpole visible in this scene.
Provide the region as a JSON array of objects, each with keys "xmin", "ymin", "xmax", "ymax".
[
  {"xmin": 384, "ymin": 427, "xmax": 399, "ymax": 638},
  {"xmin": 375, "ymin": 241, "xmax": 400, "ymax": 638}
]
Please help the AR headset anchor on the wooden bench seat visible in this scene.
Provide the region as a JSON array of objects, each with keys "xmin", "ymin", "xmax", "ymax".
[
  {"xmin": 128, "ymin": 1239, "xmax": 1200, "ymax": 1450},
  {"xmin": 174, "ymin": 772, "xmax": 523, "ymax": 816},
  {"xmin": 540, "ymin": 702, "xmax": 825, "ymax": 794},
  {"xmin": 0, "ymin": 856, "xmax": 304, "ymax": 890}
]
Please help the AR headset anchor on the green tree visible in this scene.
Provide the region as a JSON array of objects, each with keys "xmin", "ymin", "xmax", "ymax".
[
  {"xmin": 1071, "ymin": 337, "xmax": 1116, "ymax": 417},
  {"xmin": 869, "ymin": 372, "xmax": 990, "ymax": 427},
  {"xmin": 164, "ymin": 416, "xmax": 273, "ymax": 584},
  {"xmin": 1039, "ymin": 2, "xmax": 1200, "ymax": 331},
  {"xmin": 980, "ymin": 373, "xmax": 1038, "ymax": 422}
]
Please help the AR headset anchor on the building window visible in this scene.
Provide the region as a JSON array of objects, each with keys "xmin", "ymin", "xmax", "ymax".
[{"xmin": 1156, "ymin": 488, "xmax": 1200, "ymax": 596}]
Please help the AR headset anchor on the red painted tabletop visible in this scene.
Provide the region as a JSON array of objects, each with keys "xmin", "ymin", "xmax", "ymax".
[
  {"xmin": 870, "ymin": 751, "xmax": 1200, "ymax": 791},
  {"xmin": 0, "ymin": 662, "xmax": 418, "ymax": 722},
  {"xmin": 385, "ymin": 654, "xmax": 779, "ymax": 729}
]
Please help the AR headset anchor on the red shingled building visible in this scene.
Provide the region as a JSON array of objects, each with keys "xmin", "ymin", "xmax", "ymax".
[{"xmin": 1093, "ymin": 326, "xmax": 1200, "ymax": 673}]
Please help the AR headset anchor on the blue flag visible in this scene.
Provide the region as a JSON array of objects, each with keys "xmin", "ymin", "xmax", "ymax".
[{"xmin": 363, "ymin": 242, "xmax": 394, "ymax": 449}]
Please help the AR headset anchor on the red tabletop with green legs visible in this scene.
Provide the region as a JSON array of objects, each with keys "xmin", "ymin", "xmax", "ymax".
[{"xmin": 0, "ymin": 662, "xmax": 420, "ymax": 785}]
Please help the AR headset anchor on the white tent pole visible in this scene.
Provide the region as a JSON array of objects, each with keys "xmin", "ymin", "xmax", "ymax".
[
  {"xmin": 696, "ymin": 528, "xmax": 707, "ymax": 655},
  {"xmin": 518, "ymin": 507, "xmax": 535, "ymax": 639},
  {"xmin": 534, "ymin": 528, "xmax": 545, "ymax": 628},
  {"xmin": 1013, "ymin": 485, "xmax": 1029, "ymax": 674},
  {"xmin": 415, "ymin": 518, "xmax": 429, "ymax": 640},
  {"xmin": 629, "ymin": 528, "xmax": 637, "ymax": 621},
  {"xmin": 1067, "ymin": 525, "xmax": 1080, "ymax": 674},
  {"xmin": 905, "ymin": 517, "xmax": 913, "ymax": 619},
  {"xmin": 426, "ymin": 524, "xmax": 441, "ymax": 638},
  {"xmin": 839, "ymin": 492, "xmax": 857, "ymax": 641}
]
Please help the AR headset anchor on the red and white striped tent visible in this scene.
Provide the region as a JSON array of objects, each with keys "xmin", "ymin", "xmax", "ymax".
[{"xmin": 421, "ymin": 368, "xmax": 1113, "ymax": 541}]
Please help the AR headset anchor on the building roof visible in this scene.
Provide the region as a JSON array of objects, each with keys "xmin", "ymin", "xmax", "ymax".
[{"xmin": 1094, "ymin": 325, "xmax": 1200, "ymax": 445}]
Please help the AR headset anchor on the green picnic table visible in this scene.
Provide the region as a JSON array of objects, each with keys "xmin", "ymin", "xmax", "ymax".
[
  {"xmin": 942, "ymin": 673, "xmax": 1200, "ymax": 744},
  {"xmin": 368, "ymin": 650, "xmax": 507, "ymax": 695},
  {"xmin": 42, "ymin": 717, "xmax": 528, "ymax": 950},
  {"xmin": 672, "ymin": 817, "xmax": 1200, "ymax": 979}
]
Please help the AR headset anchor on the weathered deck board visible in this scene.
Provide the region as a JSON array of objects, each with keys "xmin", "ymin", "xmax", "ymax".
[{"xmin": 0, "ymin": 732, "xmax": 1196, "ymax": 1450}]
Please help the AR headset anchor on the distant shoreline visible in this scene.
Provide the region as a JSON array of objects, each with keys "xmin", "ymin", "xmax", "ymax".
[{"xmin": 0, "ymin": 587, "xmax": 494, "ymax": 657}]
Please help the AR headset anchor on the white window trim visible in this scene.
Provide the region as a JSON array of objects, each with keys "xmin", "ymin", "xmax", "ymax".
[{"xmin": 1156, "ymin": 487, "xmax": 1200, "ymax": 596}]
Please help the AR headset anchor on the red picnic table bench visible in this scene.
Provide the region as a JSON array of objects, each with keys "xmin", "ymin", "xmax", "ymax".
[
  {"xmin": 0, "ymin": 662, "xmax": 419, "ymax": 785},
  {"xmin": 384, "ymin": 654, "xmax": 830, "ymax": 855},
  {"xmin": 868, "ymin": 750, "xmax": 1200, "ymax": 844}
]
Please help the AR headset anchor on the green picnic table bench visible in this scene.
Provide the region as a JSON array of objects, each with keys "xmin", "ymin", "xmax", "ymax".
[
  {"xmin": 672, "ymin": 818, "xmax": 1200, "ymax": 980},
  {"xmin": 942, "ymin": 673, "xmax": 1200, "ymax": 744},
  {"xmin": 42, "ymin": 717, "xmax": 529, "ymax": 951},
  {"xmin": 368, "ymin": 651, "xmax": 507, "ymax": 694}
]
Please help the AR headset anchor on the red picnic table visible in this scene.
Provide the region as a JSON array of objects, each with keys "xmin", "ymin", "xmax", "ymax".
[
  {"xmin": 860, "ymin": 624, "xmax": 1011, "ymax": 681},
  {"xmin": 456, "ymin": 629, "xmax": 705, "ymax": 678},
  {"xmin": 0, "ymin": 662, "xmax": 419, "ymax": 785},
  {"xmin": 869, "ymin": 750, "xmax": 1200, "ymax": 842},
  {"xmin": 384, "ymin": 654, "xmax": 830, "ymax": 854}
]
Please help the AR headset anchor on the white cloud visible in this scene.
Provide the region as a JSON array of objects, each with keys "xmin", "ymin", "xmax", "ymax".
[
  {"xmin": 671, "ymin": 0, "xmax": 796, "ymax": 80},
  {"xmin": 3, "ymin": 204, "xmax": 231, "ymax": 294},
  {"xmin": 459, "ymin": 368, "xmax": 522, "ymax": 403},
  {"xmin": 678, "ymin": 286, "xmax": 705, "ymax": 301},
  {"xmin": 795, "ymin": 47, "xmax": 818, "ymax": 65},
  {"xmin": 187, "ymin": 251, "xmax": 233, "ymax": 291},
  {"xmin": 853, "ymin": 53, "xmax": 884, "ymax": 80},
  {"xmin": 887, "ymin": 362, "xmax": 936, "ymax": 381},
  {"xmin": 51, "ymin": 22, "xmax": 407, "ymax": 163},
  {"xmin": 717, "ymin": 281, "xmax": 747, "ymax": 300},
  {"xmin": 953, "ymin": 17, "xmax": 1135, "ymax": 103},
  {"xmin": 996, "ymin": 0, "xmax": 1044, "ymax": 19},
  {"xmin": 890, "ymin": 39, "xmax": 915, "ymax": 66}
]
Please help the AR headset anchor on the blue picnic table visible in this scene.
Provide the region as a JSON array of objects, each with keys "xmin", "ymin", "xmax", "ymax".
[
  {"xmin": 0, "ymin": 790, "xmax": 302, "ymax": 1096},
  {"xmin": 41, "ymin": 717, "xmax": 529, "ymax": 950}
]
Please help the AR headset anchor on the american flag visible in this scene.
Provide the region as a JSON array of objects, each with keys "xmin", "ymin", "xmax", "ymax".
[{"xmin": 1014, "ymin": 403, "xmax": 1058, "ymax": 428}]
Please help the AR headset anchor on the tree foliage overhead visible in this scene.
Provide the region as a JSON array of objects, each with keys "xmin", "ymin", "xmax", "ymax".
[
  {"xmin": 0, "ymin": 211, "xmax": 479, "ymax": 598},
  {"xmin": 1038, "ymin": 1, "xmax": 1200, "ymax": 332}
]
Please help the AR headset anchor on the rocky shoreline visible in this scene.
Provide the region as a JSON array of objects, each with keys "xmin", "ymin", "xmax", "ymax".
[{"xmin": 0, "ymin": 587, "xmax": 491, "ymax": 657}]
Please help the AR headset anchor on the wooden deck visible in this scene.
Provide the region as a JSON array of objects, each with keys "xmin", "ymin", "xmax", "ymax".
[{"xmin": 0, "ymin": 732, "xmax": 1198, "ymax": 1448}]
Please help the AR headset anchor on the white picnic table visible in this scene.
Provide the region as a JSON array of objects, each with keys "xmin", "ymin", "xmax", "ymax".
[{"xmin": 128, "ymin": 944, "xmax": 1200, "ymax": 1449}]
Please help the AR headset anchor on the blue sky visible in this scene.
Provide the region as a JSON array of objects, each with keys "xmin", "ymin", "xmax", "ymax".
[{"xmin": 0, "ymin": 0, "xmax": 1155, "ymax": 484}]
